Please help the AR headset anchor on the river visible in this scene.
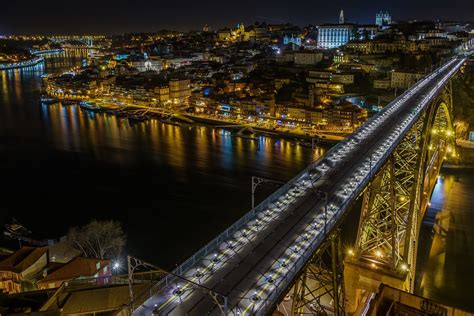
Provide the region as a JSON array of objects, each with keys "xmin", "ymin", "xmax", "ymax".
[
  {"xmin": 0, "ymin": 50, "xmax": 323, "ymax": 269},
  {"xmin": 415, "ymin": 167, "xmax": 474, "ymax": 311}
]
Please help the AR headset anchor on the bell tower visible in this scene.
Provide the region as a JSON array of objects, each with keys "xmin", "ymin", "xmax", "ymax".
[{"xmin": 339, "ymin": 9, "xmax": 345, "ymax": 24}]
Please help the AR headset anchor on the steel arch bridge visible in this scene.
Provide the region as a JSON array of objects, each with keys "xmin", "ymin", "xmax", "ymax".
[
  {"xmin": 344, "ymin": 84, "xmax": 457, "ymax": 314},
  {"xmin": 48, "ymin": 36, "xmax": 96, "ymax": 47},
  {"xmin": 131, "ymin": 55, "xmax": 468, "ymax": 316}
]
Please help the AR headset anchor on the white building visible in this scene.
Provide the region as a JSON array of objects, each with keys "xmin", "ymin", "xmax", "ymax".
[
  {"xmin": 332, "ymin": 73, "xmax": 354, "ymax": 84},
  {"xmin": 373, "ymin": 79, "xmax": 391, "ymax": 90},
  {"xmin": 317, "ymin": 24, "xmax": 355, "ymax": 49}
]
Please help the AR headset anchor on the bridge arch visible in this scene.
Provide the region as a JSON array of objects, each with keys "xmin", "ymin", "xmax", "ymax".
[{"xmin": 345, "ymin": 86, "xmax": 456, "ymax": 313}]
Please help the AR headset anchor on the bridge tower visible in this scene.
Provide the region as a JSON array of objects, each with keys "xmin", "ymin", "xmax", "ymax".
[{"xmin": 344, "ymin": 83, "xmax": 457, "ymax": 314}]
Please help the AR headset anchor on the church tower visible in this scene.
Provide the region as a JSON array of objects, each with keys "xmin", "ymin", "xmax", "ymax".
[{"xmin": 339, "ymin": 9, "xmax": 345, "ymax": 24}]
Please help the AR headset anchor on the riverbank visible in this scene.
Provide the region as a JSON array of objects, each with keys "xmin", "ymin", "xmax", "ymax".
[
  {"xmin": 184, "ymin": 114, "xmax": 342, "ymax": 144},
  {"xmin": 51, "ymin": 98, "xmax": 344, "ymax": 144}
]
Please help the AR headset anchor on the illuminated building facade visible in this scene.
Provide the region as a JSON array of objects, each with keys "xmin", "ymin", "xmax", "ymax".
[
  {"xmin": 390, "ymin": 71, "xmax": 424, "ymax": 89},
  {"xmin": 169, "ymin": 79, "xmax": 191, "ymax": 104},
  {"xmin": 283, "ymin": 34, "xmax": 302, "ymax": 46},
  {"xmin": 317, "ymin": 24, "xmax": 355, "ymax": 49},
  {"xmin": 375, "ymin": 11, "xmax": 391, "ymax": 29}
]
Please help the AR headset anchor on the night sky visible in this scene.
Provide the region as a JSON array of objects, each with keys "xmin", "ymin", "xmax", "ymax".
[{"xmin": 2, "ymin": 0, "xmax": 473, "ymax": 35}]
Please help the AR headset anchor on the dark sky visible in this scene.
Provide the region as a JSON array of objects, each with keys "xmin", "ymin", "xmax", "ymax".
[{"xmin": 1, "ymin": 0, "xmax": 473, "ymax": 35}]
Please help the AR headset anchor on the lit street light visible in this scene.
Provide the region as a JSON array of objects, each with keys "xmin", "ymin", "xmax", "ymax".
[{"xmin": 112, "ymin": 262, "xmax": 120, "ymax": 275}]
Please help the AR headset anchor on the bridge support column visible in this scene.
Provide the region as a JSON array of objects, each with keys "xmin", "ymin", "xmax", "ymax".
[
  {"xmin": 286, "ymin": 230, "xmax": 344, "ymax": 315},
  {"xmin": 343, "ymin": 259, "xmax": 409, "ymax": 314},
  {"xmin": 343, "ymin": 118, "xmax": 424, "ymax": 314}
]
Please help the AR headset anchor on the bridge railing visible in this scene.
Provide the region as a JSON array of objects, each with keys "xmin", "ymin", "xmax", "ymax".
[
  {"xmin": 257, "ymin": 136, "xmax": 395, "ymax": 314},
  {"xmin": 175, "ymin": 159, "xmax": 319, "ymax": 276}
]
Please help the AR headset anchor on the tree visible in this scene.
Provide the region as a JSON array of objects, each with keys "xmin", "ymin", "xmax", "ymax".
[{"xmin": 68, "ymin": 220, "xmax": 126, "ymax": 259}]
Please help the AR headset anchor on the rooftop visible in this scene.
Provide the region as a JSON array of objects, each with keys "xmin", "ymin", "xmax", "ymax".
[
  {"xmin": 38, "ymin": 257, "xmax": 110, "ymax": 284},
  {"xmin": 0, "ymin": 246, "xmax": 48, "ymax": 273}
]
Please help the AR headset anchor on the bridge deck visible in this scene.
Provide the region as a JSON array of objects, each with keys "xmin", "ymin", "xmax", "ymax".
[{"xmin": 134, "ymin": 57, "xmax": 466, "ymax": 316}]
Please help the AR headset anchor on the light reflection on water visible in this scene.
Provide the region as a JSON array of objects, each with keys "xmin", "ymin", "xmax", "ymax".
[
  {"xmin": 416, "ymin": 169, "xmax": 474, "ymax": 311},
  {"xmin": 0, "ymin": 53, "xmax": 326, "ymax": 268},
  {"xmin": 39, "ymin": 102, "xmax": 323, "ymax": 172}
]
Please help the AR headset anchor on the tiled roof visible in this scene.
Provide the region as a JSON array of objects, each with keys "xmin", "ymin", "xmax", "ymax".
[
  {"xmin": 0, "ymin": 246, "xmax": 48, "ymax": 273},
  {"xmin": 38, "ymin": 257, "xmax": 110, "ymax": 284}
]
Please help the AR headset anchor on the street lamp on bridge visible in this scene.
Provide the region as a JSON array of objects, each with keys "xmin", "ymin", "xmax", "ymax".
[{"xmin": 251, "ymin": 176, "xmax": 284, "ymax": 208}]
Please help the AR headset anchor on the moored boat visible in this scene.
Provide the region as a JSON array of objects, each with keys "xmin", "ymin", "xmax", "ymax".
[{"xmin": 79, "ymin": 101, "xmax": 102, "ymax": 112}]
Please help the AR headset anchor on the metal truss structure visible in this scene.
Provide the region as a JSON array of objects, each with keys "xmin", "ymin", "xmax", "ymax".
[
  {"xmin": 288, "ymin": 230, "xmax": 344, "ymax": 316},
  {"xmin": 353, "ymin": 85, "xmax": 455, "ymax": 291}
]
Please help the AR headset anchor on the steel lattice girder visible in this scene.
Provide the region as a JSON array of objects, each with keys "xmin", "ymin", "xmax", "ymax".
[
  {"xmin": 354, "ymin": 87, "xmax": 454, "ymax": 278},
  {"xmin": 289, "ymin": 231, "xmax": 344, "ymax": 316},
  {"xmin": 355, "ymin": 117, "xmax": 424, "ymax": 271}
]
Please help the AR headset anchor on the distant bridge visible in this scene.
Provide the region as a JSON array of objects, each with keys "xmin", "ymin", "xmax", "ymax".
[{"xmin": 48, "ymin": 35, "xmax": 104, "ymax": 47}]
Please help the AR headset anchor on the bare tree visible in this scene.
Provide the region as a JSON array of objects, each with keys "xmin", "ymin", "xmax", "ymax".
[{"xmin": 68, "ymin": 219, "xmax": 126, "ymax": 259}]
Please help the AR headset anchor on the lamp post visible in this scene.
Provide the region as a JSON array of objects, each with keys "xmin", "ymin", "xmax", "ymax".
[
  {"xmin": 251, "ymin": 176, "xmax": 284, "ymax": 209},
  {"xmin": 312, "ymin": 188, "xmax": 328, "ymax": 235},
  {"xmin": 128, "ymin": 256, "xmax": 162, "ymax": 310},
  {"xmin": 112, "ymin": 262, "xmax": 120, "ymax": 276}
]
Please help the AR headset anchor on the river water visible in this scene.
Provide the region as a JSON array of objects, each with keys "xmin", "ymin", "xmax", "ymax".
[
  {"xmin": 0, "ymin": 51, "xmax": 323, "ymax": 268},
  {"xmin": 415, "ymin": 167, "xmax": 474, "ymax": 311}
]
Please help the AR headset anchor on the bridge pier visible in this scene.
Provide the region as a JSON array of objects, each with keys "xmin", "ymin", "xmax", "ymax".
[
  {"xmin": 280, "ymin": 230, "xmax": 345, "ymax": 316},
  {"xmin": 343, "ymin": 259, "xmax": 409, "ymax": 314}
]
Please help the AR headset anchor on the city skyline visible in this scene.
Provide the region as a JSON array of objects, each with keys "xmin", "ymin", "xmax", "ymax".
[{"xmin": 2, "ymin": 0, "xmax": 474, "ymax": 35}]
